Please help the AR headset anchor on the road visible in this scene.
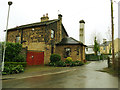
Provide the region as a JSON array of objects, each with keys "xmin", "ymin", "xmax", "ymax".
[{"xmin": 2, "ymin": 60, "xmax": 118, "ymax": 88}]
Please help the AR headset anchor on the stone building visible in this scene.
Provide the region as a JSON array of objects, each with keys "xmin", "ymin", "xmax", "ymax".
[{"xmin": 6, "ymin": 13, "xmax": 86, "ymax": 65}]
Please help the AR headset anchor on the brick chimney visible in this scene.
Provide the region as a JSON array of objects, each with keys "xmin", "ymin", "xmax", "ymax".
[{"xmin": 41, "ymin": 13, "xmax": 49, "ymax": 22}]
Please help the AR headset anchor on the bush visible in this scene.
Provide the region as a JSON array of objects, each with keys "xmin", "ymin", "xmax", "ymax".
[
  {"xmin": 13, "ymin": 54, "xmax": 25, "ymax": 62},
  {"xmin": 65, "ymin": 57, "xmax": 72, "ymax": 63},
  {"xmin": 50, "ymin": 54, "xmax": 61, "ymax": 63},
  {"xmin": 4, "ymin": 62, "xmax": 27, "ymax": 67},
  {"xmin": 2, "ymin": 64, "xmax": 25, "ymax": 75},
  {"xmin": 66, "ymin": 60, "xmax": 84, "ymax": 67},
  {"xmin": 48, "ymin": 62, "xmax": 56, "ymax": 66},
  {"xmin": 2, "ymin": 42, "xmax": 23, "ymax": 62},
  {"xmin": 55, "ymin": 61, "xmax": 66, "ymax": 67}
]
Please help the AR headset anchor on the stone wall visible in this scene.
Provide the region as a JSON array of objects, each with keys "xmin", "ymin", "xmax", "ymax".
[
  {"xmin": 56, "ymin": 45, "xmax": 85, "ymax": 62},
  {"xmin": 7, "ymin": 19, "xmax": 68, "ymax": 64}
]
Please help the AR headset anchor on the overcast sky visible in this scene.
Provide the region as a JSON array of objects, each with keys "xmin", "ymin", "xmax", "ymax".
[{"xmin": 0, "ymin": 0, "xmax": 119, "ymax": 45}]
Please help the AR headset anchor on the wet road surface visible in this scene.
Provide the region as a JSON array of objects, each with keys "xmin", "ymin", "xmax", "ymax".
[{"xmin": 2, "ymin": 60, "xmax": 118, "ymax": 88}]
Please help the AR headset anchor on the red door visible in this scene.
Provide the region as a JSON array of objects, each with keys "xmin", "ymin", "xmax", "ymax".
[{"xmin": 26, "ymin": 51, "xmax": 44, "ymax": 65}]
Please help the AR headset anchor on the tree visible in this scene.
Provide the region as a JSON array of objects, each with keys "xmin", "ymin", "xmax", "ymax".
[
  {"xmin": 93, "ymin": 37, "xmax": 100, "ymax": 55},
  {"xmin": 90, "ymin": 31, "xmax": 103, "ymax": 45}
]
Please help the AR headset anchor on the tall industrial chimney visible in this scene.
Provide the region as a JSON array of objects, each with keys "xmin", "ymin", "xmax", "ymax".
[{"xmin": 79, "ymin": 20, "xmax": 85, "ymax": 44}]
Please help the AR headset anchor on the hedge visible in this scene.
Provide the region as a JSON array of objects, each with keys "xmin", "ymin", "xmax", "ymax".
[
  {"xmin": 4, "ymin": 62, "xmax": 27, "ymax": 67},
  {"xmin": 1, "ymin": 42, "xmax": 25, "ymax": 62},
  {"xmin": 2, "ymin": 62, "xmax": 26, "ymax": 75}
]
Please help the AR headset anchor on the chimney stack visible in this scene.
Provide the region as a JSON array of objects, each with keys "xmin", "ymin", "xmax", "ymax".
[
  {"xmin": 58, "ymin": 14, "xmax": 62, "ymax": 21},
  {"xmin": 41, "ymin": 13, "xmax": 49, "ymax": 22},
  {"xmin": 79, "ymin": 20, "xmax": 85, "ymax": 44}
]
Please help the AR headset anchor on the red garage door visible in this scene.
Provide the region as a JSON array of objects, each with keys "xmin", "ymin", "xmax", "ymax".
[{"xmin": 26, "ymin": 51, "xmax": 44, "ymax": 65}]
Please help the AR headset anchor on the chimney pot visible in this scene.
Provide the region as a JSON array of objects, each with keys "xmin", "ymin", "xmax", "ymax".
[
  {"xmin": 58, "ymin": 14, "xmax": 62, "ymax": 20},
  {"xmin": 41, "ymin": 13, "xmax": 49, "ymax": 22},
  {"xmin": 46, "ymin": 13, "xmax": 48, "ymax": 17}
]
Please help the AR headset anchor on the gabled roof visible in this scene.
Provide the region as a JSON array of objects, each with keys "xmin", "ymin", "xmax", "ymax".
[
  {"xmin": 5, "ymin": 19, "xmax": 69, "ymax": 36},
  {"xmin": 56, "ymin": 37, "xmax": 86, "ymax": 46},
  {"xmin": 7, "ymin": 19, "xmax": 59, "ymax": 31}
]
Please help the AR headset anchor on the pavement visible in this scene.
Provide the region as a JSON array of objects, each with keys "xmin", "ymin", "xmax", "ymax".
[{"xmin": 2, "ymin": 65, "xmax": 77, "ymax": 80}]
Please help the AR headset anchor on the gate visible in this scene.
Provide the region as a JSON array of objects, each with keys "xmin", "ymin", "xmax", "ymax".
[{"xmin": 26, "ymin": 51, "xmax": 44, "ymax": 65}]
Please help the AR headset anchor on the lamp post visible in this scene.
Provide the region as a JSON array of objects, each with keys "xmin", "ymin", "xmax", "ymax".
[{"xmin": 2, "ymin": 1, "xmax": 13, "ymax": 71}]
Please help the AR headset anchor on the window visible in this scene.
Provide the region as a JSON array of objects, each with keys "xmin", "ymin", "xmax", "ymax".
[
  {"xmin": 103, "ymin": 47, "xmax": 105, "ymax": 50},
  {"xmin": 51, "ymin": 30, "xmax": 54, "ymax": 38},
  {"xmin": 64, "ymin": 48, "xmax": 71, "ymax": 57},
  {"xmin": 16, "ymin": 36, "xmax": 20, "ymax": 43},
  {"xmin": 51, "ymin": 46, "xmax": 54, "ymax": 54},
  {"xmin": 77, "ymin": 48, "xmax": 79, "ymax": 55}
]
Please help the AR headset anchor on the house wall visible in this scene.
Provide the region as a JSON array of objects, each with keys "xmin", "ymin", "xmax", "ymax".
[
  {"xmin": 56, "ymin": 45, "xmax": 85, "ymax": 62},
  {"xmin": 7, "ymin": 30, "xmax": 20, "ymax": 43},
  {"xmin": 100, "ymin": 46, "xmax": 106, "ymax": 54},
  {"xmin": 114, "ymin": 38, "xmax": 120, "ymax": 53},
  {"xmin": 6, "ymin": 18, "xmax": 68, "ymax": 64},
  {"xmin": 100, "ymin": 38, "xmax": 120, "ymax": 54},
  {"xmin": 106, "ymin": 43, "xmax": 112, "ymax": 54},
  {"xmin": 83, "ymin": 46, "xmax": 85, "ymax": 60}
]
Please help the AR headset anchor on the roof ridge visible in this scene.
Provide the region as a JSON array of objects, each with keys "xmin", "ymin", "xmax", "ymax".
[{"xmin": 7, "ymin": 19, "xmax": 59, "ymax": 31}]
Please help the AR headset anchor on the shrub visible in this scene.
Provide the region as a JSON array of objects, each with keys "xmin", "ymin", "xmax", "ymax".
[
  {"xmin": 50, "ymin": 54, "xmax": 61, "ymax": 63},
  {"xmin": 13, "ymin": 54, "xmax": 25, "ymax": 62},
  {"xmin": 48, "ymin": 62, "xmax": 56, "ymax": 66},
  {"xmin": 2, "ymin": 42, "xmax": 23, "ymax": 62},
  {"xmin": 68, "ymin": 60, "xmax": 84, "ymax": 67},
  {"xmin": 77, "ymin": 61, "xmax": 84, "ymax": 66},
  {"xmin": 4, "ymin": 62, "xmax": 27, "ymax": 67},
  {"xmin": 65, "ymin": 57, "xmax": 72, "ymax": 63},
  {"xmin": 55, "ymin": 61, "xmax": 66, "ymax": 67},
  {"xmin": 2, "ymin": 64, "xmax": 25, "ymax": 75}
]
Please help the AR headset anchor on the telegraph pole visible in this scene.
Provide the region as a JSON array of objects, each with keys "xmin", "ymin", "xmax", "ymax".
[{"xmin": 111, "ymin": 0, "xmax": 115, "ymax": 69}]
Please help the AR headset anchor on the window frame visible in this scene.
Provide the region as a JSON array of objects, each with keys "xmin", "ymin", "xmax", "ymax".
[
  {"xmin": 64, "ymin": 47, "xmax": 71, "ymax": 58},
  {"xmin": 51, "ymin": 29, "xmax": 54, "ymax": 38}
]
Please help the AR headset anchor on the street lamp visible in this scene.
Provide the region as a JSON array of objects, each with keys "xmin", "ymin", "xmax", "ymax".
[{"xmin": 2, "ymin": 1, "xmax": 13, "ymax": 71}]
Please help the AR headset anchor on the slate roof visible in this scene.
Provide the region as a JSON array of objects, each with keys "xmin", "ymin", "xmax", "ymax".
[
  {"xmin": 56, "ymin": 37, "xmax": 87, "ymax": 46},
  {"xmin": 6, "ymin": 19, "xmax": 69, "ymax": 36},
  {"xmin": 7, "ymin": 19, "xmax": 59, "ymax": 31}
]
